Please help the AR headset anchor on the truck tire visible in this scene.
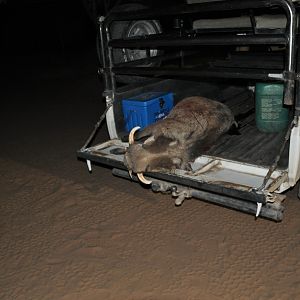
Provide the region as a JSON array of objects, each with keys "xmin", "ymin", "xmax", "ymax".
[{"xmin": 98, "ymin": 3, "xmax": 162, "ymax": 84}]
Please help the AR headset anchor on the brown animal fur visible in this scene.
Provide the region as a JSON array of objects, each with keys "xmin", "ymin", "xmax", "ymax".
[{"xmin": 124, "ymin": 96, "xmax": 235, "ymax": 173}]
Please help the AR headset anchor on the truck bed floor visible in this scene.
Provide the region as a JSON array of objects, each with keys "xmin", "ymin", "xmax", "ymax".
[{"xmin": 209, "ymin": 87, "xmax": 289, "ymax": 168}]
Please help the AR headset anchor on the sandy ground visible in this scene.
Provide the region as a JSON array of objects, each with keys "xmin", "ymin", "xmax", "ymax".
[{"xmin": 1, "ymin": 49, "xmax": 300, "ymax": 300}]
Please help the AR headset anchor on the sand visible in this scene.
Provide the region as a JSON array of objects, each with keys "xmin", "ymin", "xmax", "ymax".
[{"xmin": 1, "ymin": 50, "xmax": 300, "ymax": 300}]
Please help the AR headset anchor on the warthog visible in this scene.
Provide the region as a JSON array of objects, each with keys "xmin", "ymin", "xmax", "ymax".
[{"xmin": 124, "ymin": 96, "xmax": 235, "ymax": 184}]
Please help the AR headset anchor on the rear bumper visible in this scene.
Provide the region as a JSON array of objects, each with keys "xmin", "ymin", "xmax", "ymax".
[
  {"xmin": 77, "ymin": 142, "xmax": 286, "ymax": 221},
  {"xmin": 112, "ymin": 168, "xmax": 284, "ymax": 222}
]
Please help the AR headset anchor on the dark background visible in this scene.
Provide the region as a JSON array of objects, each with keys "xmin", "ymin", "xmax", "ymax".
[
  {"xmin": 0, "ymin": 0, "xmax": 106, "ymax": 179},
  {"xmin": 0, "ymin": 0, "xmax": 96, "ymax": 55}
]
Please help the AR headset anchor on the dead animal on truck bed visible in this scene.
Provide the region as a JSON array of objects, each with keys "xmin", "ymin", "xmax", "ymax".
[{"xmin": 124, "ymin": 96, "xmax": 236, "ymax": 184}]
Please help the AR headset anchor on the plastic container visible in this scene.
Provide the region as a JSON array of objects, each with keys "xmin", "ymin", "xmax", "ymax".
[
  {"xmin": 255, "ymin": 83, "xmax": 290, "ymax": 133},
  {"xmin": 122, "ymin": 92, "xmax": 174, "ymax": 132}
]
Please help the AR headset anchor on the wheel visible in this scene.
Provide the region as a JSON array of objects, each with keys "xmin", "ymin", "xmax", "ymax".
[
  {"xmin": 98, "ymin": 3, "xmax": 162, "ymax": 84},
  {"xmin": 114, "ymin": 19, "xmax": 161, "ymax": 65}
]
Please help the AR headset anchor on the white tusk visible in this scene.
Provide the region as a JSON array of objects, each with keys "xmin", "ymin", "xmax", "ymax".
[
  {"xmin": 128, "ymin": 170, "xmax": 133, "ymax": 179},
  {"xmin": 137, "ymin": 173, "xmax": 152, "ymax": 185},
  {"xmin": 129, "ymin": 126, "xmax": 141, "ymax": 145}
]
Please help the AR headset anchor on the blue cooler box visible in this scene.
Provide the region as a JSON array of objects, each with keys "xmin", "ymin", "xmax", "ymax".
[{"xmin": 122, "ymin": 92, "xmax": 174, "ymax": 132}]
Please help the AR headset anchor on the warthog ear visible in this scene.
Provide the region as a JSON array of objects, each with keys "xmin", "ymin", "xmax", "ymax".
[
  {"xmin": 142, "ymin": 135, "xmax": 174, "ymax": 152},
  {"xmin": 133, "ymin": 133, "xmax": 152, "ymax": 143},
  {"xmin": 143, "ymin": 135, "xmax": 155, "ymax": 145}
]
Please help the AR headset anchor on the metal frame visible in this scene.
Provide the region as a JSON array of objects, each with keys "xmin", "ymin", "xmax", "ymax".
[
  {"xmin": 97, "ymin": 0, "xmax": 298, "ymax": 140},
  {"xmin": 100, "ymin": 0, "xmax": 297, "ymax": 106}
]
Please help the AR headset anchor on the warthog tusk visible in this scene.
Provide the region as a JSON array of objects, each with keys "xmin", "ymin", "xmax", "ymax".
[
  {"xmin": 137, "ymin": 173, "xmax": 152, "ymax": 185},
  {"xmin": 128, "ymin": 127, "xmax": 151, "ymax": 185},
  {"xmin": 129, "ymin": 126, "xmax": 141, "ymax": 145}
]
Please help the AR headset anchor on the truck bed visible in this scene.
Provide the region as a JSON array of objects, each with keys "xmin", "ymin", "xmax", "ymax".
[
  {"xmin": 114, "ymin": 79, "xmax": 289, "ymax": 169},
  {"xmin": 77, "ymin": 80, "xmax": 290, "ymax": 221},
  {"xmin": 210, "ymin": 86, "xmax": 288, "ymax": 168}
]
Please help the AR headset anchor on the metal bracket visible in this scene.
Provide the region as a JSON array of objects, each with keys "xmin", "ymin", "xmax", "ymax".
[
  {"xmin": 283, "ymin": 71, "xmax": 296, "ymax": 106},
  {"xmin": 172, "ymin": 187, "xmax": 192, "ymax": 206},
  {"xmin": 98, "ymin": 15, "xmax": 105, "ymax": 24},
  {"xmin": 283, "ymin": 70, "xmax": 296, "ymax": 81},
  {"xmin": 86, "ymin": 160, "xmax": 92, "ymax": 172},
  {"xmin": 257, "ymin": 119, "xmax": 296, "ymax": 193},
  {"xmin": 187, "ymin": 159, "xmax": 221, "ymax": 176},
  {"xmin": 102, "ymin": 90, "xmax": 113, "ymax": 99},
  {"xmin": 268, "ymin": 73, "xmax": 284, "ymax": 80},
  {"xmin": 256, "ymin": 202, "xmax": 262, "ymax": 218}
]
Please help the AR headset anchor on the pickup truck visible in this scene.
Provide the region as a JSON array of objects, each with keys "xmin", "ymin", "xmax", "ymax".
[{"xmin": 78, "ymin": 0, "xmax": 300, "ymax": 222}]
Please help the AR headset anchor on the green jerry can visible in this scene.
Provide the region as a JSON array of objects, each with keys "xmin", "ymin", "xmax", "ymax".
[{"xmin": 255, "ymin": 83, "xmax": 290, "ymax": 133}]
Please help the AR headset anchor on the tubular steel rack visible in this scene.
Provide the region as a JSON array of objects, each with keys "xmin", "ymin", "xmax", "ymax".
[{"xmin": 99, "ymin": 0, "xmax": 299, "ymax": 109}]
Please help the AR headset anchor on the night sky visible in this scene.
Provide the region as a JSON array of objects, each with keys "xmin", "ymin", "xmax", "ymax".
[{"xmin": 0, "ymin": 0, "xmax": 96, "ymax": 56}]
